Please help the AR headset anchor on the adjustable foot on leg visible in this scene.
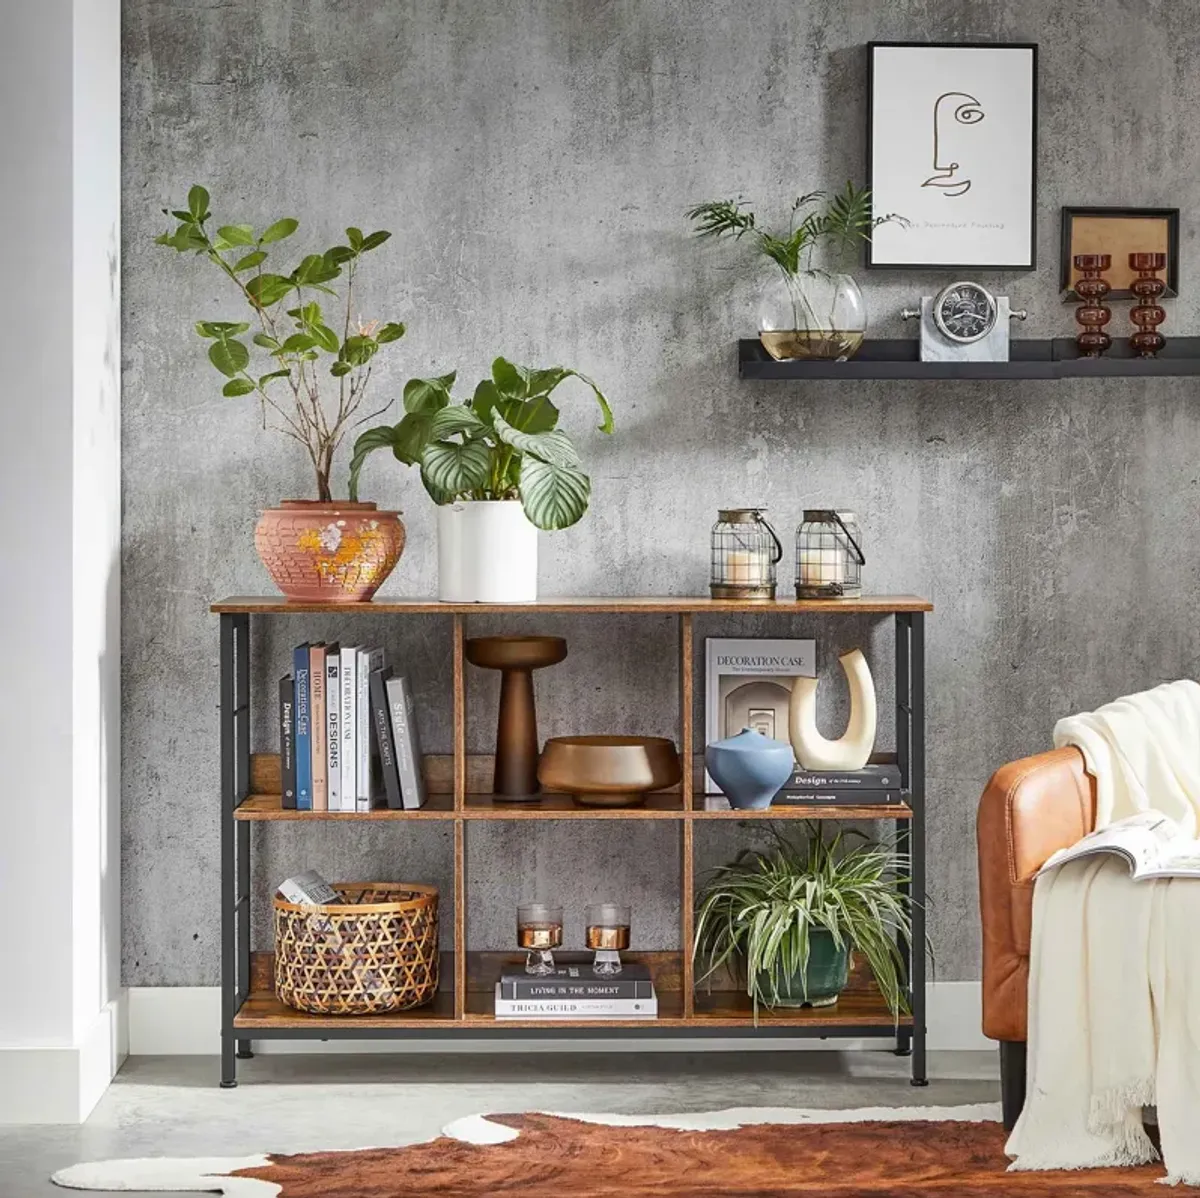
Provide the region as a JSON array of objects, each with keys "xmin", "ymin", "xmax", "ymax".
[{"xmin": 236, "ymin": 1042, "xmax": 254, "ymax": 1060}]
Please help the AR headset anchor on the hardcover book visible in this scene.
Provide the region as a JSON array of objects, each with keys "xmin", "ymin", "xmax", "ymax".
[
  {"xmin": 292, "ymin": 643, "xmax": 312, "ymax": 811},
  {"xmin": 771, "ymin": 790, "xmax": 903, "ymax": 807},
  {"xmin": 386, "ymin": 673, "xmax": 427, "ymax": 810},
  {"xmin": 369, "ymin": 665, "xmax": 404, "ymax": 810},
  {"xmin": 325, "ymin": 643, "xmax": 341, "ymax": 812},
  {"xmin": 339, "ymin": 645, "xmax": 361, "ymax": 813},
  {"xmin": 704, "ymin": 637, "xmax": 816, "ymax": 794},
  {"xmin": 356, "ymin": 648, "xmax": 384, "ymax": 812},
  {"xmin": 278, "ymin": 674, "xmax": 296, "ymax": 810},
  {"xmin": 499, "ymin": 960, "xmax": 653, "ymax": 1001},
  {"xmin": 784, "ymin": 759, "xmax": 902, "ymax": 792},
  {"xmin": 493, "ymin": 983, "xmax": 658, "ymax": 1019},
  {"xmin": 309, "ymin": 644, "xmax": 327, "ymax": 812}
]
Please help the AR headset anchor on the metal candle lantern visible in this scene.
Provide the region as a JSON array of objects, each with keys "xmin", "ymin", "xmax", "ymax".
[
  {"xmin": 795, "ymin": 510, "xmax": 864, "ymax": 599},
  {"xmin": 710, "ymin": 508, "xmax": 783, "ymax": 601}
]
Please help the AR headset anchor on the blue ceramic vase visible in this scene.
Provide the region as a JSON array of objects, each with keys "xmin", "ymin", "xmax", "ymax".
[{"xmin": 705, "ymin": 727, "xmax": 794, "ymax": 810}]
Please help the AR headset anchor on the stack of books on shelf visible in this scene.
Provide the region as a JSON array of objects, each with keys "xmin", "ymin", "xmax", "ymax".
[
  {"xmin": 773, "ymin": 757, "xmax": 904, "ymax": 807},
  {"xmin": 278, "ymin": 642, "xmax": 427, "ymax": 812},
  {"xmin": 494, "ymin": 956, "xmax": 657, "ymax": 1020}
]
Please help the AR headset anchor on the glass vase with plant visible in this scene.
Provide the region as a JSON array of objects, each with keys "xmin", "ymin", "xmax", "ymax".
[
  {"xmin": 693, "ymin": 825, "xmax": 915, "ymax": 1020},
  {"xmin": 686, "ymin": 183, "xmax": 905, "ymax": 362},
  {"xmin": 156, "ymin": 186, "xmax": 409, "ymax": 601},
  {"xmin": 349, "ymin": 358, "xmax": 612, "ymax": 602}
]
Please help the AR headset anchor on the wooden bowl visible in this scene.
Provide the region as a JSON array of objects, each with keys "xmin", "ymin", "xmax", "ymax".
[
  {"xmin": 538, "ymin": 736, "xmax": 682, "ymax": 807},
  {"xmin": 464, "ymin": 635, "xmax": 567, "ymax": 672}
]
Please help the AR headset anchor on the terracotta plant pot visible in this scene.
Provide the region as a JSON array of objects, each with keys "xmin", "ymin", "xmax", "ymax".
[{"xmin": 254, "ymin": 501, "xmax": 404, "ymax": 603}]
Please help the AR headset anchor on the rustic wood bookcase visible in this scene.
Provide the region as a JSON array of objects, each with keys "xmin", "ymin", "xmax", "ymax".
[{"xmin": 213, "ymin": 595, "xmax": 930, "ymax": 1088}]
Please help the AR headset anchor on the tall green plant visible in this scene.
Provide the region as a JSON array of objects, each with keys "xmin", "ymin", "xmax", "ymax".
[
  {"xmin": 156, "ymin": 185, "xmax": 405, "ymax": 501},
  {"xmin": 349, "ymin": 358, "xmax": 613, "ymax": 531},
  {"xmin": 686, "ymin": 182, "xmax": 905, "ymax": 275},
  {"xmin": 693, "ymin": 824, "xmax": 915, "ymax": 1020}
]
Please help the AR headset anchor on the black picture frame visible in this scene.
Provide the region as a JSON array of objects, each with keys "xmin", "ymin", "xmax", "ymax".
[
  {"xmin": 866, "ymin": 41, "xmax": 1039, "ymax": 271},
  {"xmin": 1059, "ymin": 206, "xmax": 1180, "ymax": 300}
]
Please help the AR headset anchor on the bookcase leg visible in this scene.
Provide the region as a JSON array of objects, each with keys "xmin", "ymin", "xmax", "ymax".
[
  {"xmin": 221, "ymin": 1033, "xmax": 237, "ymax": 1088},
  {"xmin": 236, "ymin": 1041, "xmax": 254, "ymax": 1060},
  {"xmin": 909, "ymin": 612, "xmax": 928, "ymax": 1087}
]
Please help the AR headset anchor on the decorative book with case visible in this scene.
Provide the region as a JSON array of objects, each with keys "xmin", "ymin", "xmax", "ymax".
[{"xmin": 213, "ymin": 594, "xmax": 930, "ymax": 1088}]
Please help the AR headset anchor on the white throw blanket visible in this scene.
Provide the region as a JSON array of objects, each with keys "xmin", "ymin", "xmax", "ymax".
[{"xmin": 1006, "ymin": 680, "xmax": 1200, "ymax": 1184}]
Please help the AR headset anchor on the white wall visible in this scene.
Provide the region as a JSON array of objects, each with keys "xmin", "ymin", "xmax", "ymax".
[{"xmin": 0, "ymin": 0, "xmax": 122, "ymax": 1123}]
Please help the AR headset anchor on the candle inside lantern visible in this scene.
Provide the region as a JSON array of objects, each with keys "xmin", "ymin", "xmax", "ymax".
[
  {"xmin": 586, "ymin": 902, "xmax": 631, "ymax": 976},
  {"xmin": 798, "ymin": 548, "xmax": 845, "ymax": 587},
  {"xmin": 724, "ymin": 549, "xmax": 770, "ymax": 585},
  {"xmin": 517, "ymin": 903, "xmax": 563, "ymax": 976}
]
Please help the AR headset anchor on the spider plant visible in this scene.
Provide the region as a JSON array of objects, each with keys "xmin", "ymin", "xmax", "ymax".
[{"xmin": 693, "ymin": 824, "xmax": 914, "ymax": 1020}]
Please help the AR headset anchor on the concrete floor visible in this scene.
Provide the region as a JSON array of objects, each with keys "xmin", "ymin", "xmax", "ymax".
[{"xmin": 2, "ymin": 1050, "xmax": 998, "ymax": 1196}]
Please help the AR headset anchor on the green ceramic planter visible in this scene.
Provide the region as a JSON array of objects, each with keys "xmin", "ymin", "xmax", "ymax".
[{"xmin": 753, "ymin": 928, "xmax": 850, "ymax": 1008}]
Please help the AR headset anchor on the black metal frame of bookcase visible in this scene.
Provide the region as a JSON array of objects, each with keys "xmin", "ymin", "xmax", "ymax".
[{"xmin": 217, "ymin": 607, "xmax": 926, "ymax": 1089}]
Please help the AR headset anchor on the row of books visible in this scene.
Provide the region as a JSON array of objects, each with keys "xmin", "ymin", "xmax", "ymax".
[
  {"xmin": 279, "ymin": 642, "xmax": 427, "ymax": 811},
  {"xmin": 495, "ymin": 957, "xmax": 658, "ymax": 1019}
]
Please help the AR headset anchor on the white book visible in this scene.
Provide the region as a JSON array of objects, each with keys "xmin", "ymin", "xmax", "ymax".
[
  {"xmin": 1039, "ymin": 811, "xmax": 1200, "ymax": 881},
  {"xmin": 326, "ymin": 649, "xmax": 341, "ymax": 812},
  {"xmin": 493, "ymin": 983, "xmax": 658, "ymax": 1019},
  {"xmin": 339, "ymin": 646, "xmax": 361, "ymax": 812},
  {"xmin": 356, "ymin": 648, "xmax": 384, "ymax": 812}
]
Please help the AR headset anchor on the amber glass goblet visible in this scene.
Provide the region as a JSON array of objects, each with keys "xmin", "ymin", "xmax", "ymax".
[
  {"xmin": 517, "ymin": 903, "xmax": 563, "ymax": 976},
  {"xmin": 586, "ymin": 903, "xmax": 631, "ymax": 976}
]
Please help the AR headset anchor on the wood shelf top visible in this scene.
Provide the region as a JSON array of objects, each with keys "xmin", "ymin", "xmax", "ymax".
[
  {"xmin": 690, "ymin": 988, "xmax": 912, "ymax": 1028},
  {"xmin": 694, "ymin": 796, "xmax": 912, "ymax": 820},
  {"xmin": 212, "ymin": 594, "xmax": 932, "ymax": 614},
  {"xmin": 463, "ymin": 792, "xmax": 685, "ymax": 818},
  {"xmin": 234, "ymin": 987, "xmax": 459, "ymax": 1028},
  {"xmin": 739, "ymin": 336, "xmax": 1200, "ymax": 381},
  {"xmin": 234, "ymin": 793, "xmax": 457, "ymax": 820},
  {"xmin": 234, "ymin": 793, "xmax": 911, "ymax": 820}
]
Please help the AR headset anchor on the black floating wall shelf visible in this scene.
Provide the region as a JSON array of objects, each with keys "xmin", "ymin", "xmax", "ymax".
[{"xmin": 738, "ymin": 338, "xmax": 1200, "ymax": 381}]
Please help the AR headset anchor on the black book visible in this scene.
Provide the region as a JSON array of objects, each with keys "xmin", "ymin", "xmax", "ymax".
[
  {"xmin": 499, "ymin": 958, "xmax": 654, "ymax": 1001},
  {"xmin": 772, "ymin": 790, "xmax": 903, "ymax": 807},
  {"xmin": 279, "ymin": 674, "xmax": 297, "ymax": 810},
  {"xmin": 368, "ymin": 665, "xmax": 404, "ymax": 810},
  {"xmin": 783, "ymin": 761, "xmax": 902, "ymax": 792}
]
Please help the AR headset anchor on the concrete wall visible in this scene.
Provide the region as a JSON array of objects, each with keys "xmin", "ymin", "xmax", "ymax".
[{"xmin": 122, "ymin": 0, "xmax": 1200, "ymax": 987}]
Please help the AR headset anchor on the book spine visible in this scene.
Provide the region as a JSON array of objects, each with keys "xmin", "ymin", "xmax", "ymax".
[
  {"xmin": 340, "ymin": 648, "xmax": 357, "ymax": 813},
  {"xmin": 500, "ymin": 980, "xmax": 653, "ymax": 1001},
  {"xmin": 292, "ymin": 644, "xmax": 312, "ymax": 811},
  {"xmin": 356, "ymin": 649, "xmax": 382, "ymax": 812},
  {"xmin": 326, "ymin": 652, "xmax": 341, "ymax": 812},
  {"xmin": 387, "ymin": 675, "xmax": 426, "ymax": 810},
  {"xmin": 785, "ymin": 768, "xmax": 902, "ymax": 791},
  {"xmin": 310, "ymin": 646, "xmax": 327, "ymax": 812},
  {"xmin": 278, "ymin": 676, "xmax": 296, "ymax": 810},
  {"xmin": 494, "ymin": 997, "xmax": 658, "ymax": 1017},
  {"xmin": 370, "ymin": 668, "xmax": 404, "ymax": 810},
  {"xmin": 772, "ymin": 791, "xmax": 902, "ymax": 806}
]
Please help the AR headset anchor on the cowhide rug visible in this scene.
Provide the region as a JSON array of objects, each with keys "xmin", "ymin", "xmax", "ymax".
[{"xmin": 52, "ymin": 1103, "xmax": 1170, "ymax": 1196}]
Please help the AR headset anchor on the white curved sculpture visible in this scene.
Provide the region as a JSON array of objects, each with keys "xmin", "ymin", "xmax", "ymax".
[{"xmin": 789, "ymin": 649, "xmax": 877, "ymax": 771}]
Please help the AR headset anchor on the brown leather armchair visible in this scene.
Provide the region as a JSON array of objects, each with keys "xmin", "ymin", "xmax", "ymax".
[{"xmin": 977, "ymin": 746, "xmax": 1097, "ymax": 1129}]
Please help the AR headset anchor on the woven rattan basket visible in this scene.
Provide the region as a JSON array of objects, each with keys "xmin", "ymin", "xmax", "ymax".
[{"xmin": 273, "ymin": 882, "xmax": 439, "ymax": 1015}]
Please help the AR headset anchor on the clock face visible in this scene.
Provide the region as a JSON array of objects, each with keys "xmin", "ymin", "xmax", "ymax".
[{"xmin": 934, "ymin": 282, "xmax": 997, "ymax": 344}]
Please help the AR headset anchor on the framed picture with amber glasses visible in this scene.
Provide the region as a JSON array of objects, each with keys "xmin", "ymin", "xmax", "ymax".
[
  {"xmin": 1060, "ymin": 207, "xmax": 1180, "ymax": 300},
  {"xmin": 866, "ymin": 41, "xmax": 1038, "ymax": 270}
]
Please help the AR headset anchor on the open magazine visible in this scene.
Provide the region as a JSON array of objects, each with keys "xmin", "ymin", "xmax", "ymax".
[{"xmin": 1039, "ymin": 811, "xmax": 1200, "ymax": 881}]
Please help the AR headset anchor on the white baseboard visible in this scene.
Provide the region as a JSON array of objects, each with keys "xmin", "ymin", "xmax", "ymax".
[
  {"xmin": 128, "ymin": 981, "xmax": 989, "ymax": 1056},
  {"xmin": 0, "ymin": 993, "xmax": 128, "ymax": 1124}
]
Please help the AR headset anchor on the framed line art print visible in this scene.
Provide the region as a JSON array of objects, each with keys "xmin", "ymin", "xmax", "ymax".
[{"xmin": 866, "ymin": 42, "xmax": 1038, "ymax": 270}]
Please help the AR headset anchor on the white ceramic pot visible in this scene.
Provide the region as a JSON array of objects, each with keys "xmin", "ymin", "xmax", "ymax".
[{"xmin": 436, "ymin": 500, "xmax": 538, "ymax": 602}]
